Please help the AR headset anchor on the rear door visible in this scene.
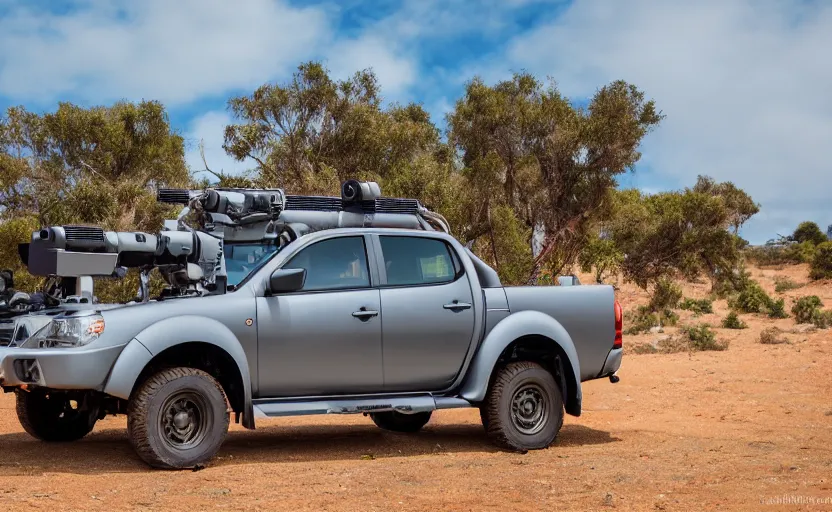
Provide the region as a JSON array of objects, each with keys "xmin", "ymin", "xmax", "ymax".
[{"xmin": 374, "ymin": 234, "xmax": 475, "ymax": 392}]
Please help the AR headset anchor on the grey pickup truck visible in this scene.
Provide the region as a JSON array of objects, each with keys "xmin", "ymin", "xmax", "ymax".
[{"xmin": 0, "ymin": 182, "xmax": 622, "ymax": 469}]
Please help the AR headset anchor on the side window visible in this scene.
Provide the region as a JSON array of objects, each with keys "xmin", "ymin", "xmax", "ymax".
[
  {"xmin": 282, "ymin": 236, "xmax": 370, "ymax": 291},
  {"xmin": 380, "ymin": 236, "xmax": 460, "ymax": 286}
]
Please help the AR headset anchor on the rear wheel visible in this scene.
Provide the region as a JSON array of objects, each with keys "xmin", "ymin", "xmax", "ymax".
[
  {"xmin": 127, "ymin": 367, "xmax": 230, "ymax": 469},
  {"xmin": 370, "ymin": 411, "xmax": 432, "ymax": 433},
  {"xmin": 16, "ymin": 389, "xmax": 98, "ymax": 442},
  {"xmin": 482, "ymin": 361, "xmax": 564, "ymax": 451}
]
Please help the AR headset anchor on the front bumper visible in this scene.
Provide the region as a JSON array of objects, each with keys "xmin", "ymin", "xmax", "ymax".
[{"xmin": 0, "ymin": 344, "xmax": 125, "ymax": 390}]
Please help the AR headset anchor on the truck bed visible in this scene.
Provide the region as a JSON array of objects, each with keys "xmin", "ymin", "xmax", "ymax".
[{"xmin": 502, "ymin": 285, "xmax": 617, "ymax": 380}]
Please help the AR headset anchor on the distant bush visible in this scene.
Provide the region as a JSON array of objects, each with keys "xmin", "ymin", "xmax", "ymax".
[
  {"xmin": 680, "ymin": 298, "xmax": 713, "ymax": 316},
  {"xmin": 733, "ymin": 281, "xmax": 772, "ymax": 314},
  {"xmin": 721, "ymin": 311, "xmax": 747, "ymax": 329},
  {"xmin": 793, "ymin": 221, "xmax": 828, "ymax": 245},
  {"xmin": 744, "ymin": 241, "xmax": 817, "ymax": 266},
  {"xmin": 812, "ymin": 310, "xmax": 832, "ymax": 329},
  {"xmin": 624, "ymin": 306, "xmax": 679, "ymax": 335},
  {"xmin": 759, "ymin": 327, "xmax": 789, "ymax": 345},
  {"xmin": 792, "ymin": 296, "xmax": 823, "ymax": 324},
  {"xmin": 809, "ymin": 241, "xmax": 832, "ymax": 280},
  {"xmin": 774, "ymin": 277, "xmax": 802, "ymax": 293},
  {"xmin": 767, "ymin": 298, "xmax": 789, "ymax": 319},
  {"xmin": 648, "ymin": 278, "xmax": 683, "ymax": 312},
  {"xmin": 680, "ymin": 324, "xmax": 728, "ymax": 352}
]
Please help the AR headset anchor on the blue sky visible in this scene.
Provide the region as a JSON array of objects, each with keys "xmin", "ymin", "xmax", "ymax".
[{"xmin": 1, "ymin": 0, "xmax": 830, "ymax": 244}]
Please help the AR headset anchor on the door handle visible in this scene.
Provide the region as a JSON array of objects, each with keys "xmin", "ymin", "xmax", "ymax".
[
  {"xmin": 443, "ymin": 301, "xmax": 472, "ymax": 310},
  {"xmin": 352, "ymin": 307, "xmax": 379, "ymax": 320}
]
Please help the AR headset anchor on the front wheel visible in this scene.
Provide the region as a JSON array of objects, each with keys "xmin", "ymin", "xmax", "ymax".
[
  {"xmin": 370, "ymin": 411, "xmax": 432, "ymax": 433},
  {"xmin": 127, "ymin": 367, "xmax": 230, "ymax": 469},
  {"xmin": 482, "ymin": 361, "xmax": 564, "ymax": 452},
  {"xmin": 16, "ymin": 390, "xmax": 98, "ymax": 442}
]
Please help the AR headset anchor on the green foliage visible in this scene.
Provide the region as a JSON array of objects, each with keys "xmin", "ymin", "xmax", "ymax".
[
  {"xmin": 733, "ymin": 281, "xmax": 773, "ymax": 314},
  {"xmin": 679, "ymin": 297, "xmax": 713, "ymax": 316},
  {"xmin": 680, "ymin": 324, "xmax": 728, "ymax": 352},
  {"xmin": 648, "ymin": 278, "xmax": 682, "ymax": 312},
  {"xmin": 793, "ymin": 221, "xmax": 828, "ymax": 245},
  {"xmin": 811, "ymin": 310, "xmax": 832, "ymax": 329},
  {"xmin": 745, "ymin": 241, "xmax": 817, "ymax": 266},
  {"xmin": 448, "ymin": 73, "xmax": 662, "ymax": 282},
  {"xmin": 766, "ymin": 298, "xmax": 789, "ymax": 319},
  {"xmin": 774, "ymin": 277, "xmax": 802, "ymax": 293},
  {"xmin": 600, "ymin": 177, "xmax": 753, "ymax": 289},
  {"xmin": 624, "ymin": 306, "xmax": 678, "ymax": 335},
  {"xmin": 721, "ymin": 311, "xmax": 747, "ymax": 329},
  {"xmin": 578, "ymin": 233, "xmax": 623, "ymax": 283},
  {"xmin": 759, "ymin": 327, "xmax": 788, "ymax": 345},
  {"xmin": 789, "ymin": 296, "xmax": 832, "ymax": 328},
  {"xmin": 692, "ymin": 176, "xmax": 759, "ymax": 234},
  {"xmin": 1, "ymin": 101, "xmax": 189, "ymax": 301},
  {"xmin": 792, "ymin": 296, "xmax": 823, "ymax": 324},
  {"xmin": 711, "ymin": 266, "xmax": 753, "ymax": 299},
  {"xmin": 809, "ymin": 241, "xmax": 832, "ymax": 280}
]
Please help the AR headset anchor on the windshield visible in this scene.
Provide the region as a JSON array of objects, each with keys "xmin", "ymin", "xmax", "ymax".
[{"xmin": 224, "ymin": 243, "xmax": 281, "ymax": 287}]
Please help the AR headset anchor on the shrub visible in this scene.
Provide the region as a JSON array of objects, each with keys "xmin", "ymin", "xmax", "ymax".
[
  {"xmin": 680, "ymin": 298, "xmax": 713, "ymax": 316},
  {"xmin": 812, "ymin": 310, "xmax": 832, "ymax": 329},
  {"xmin": 733, "ymin": 281, "xmax": 773, "ymax": 314},
  {"xmin": 793, "ymin": 221, "xmax": 828, "ymax": 245},
  {"xmin": 767, "ymin": 298, "xmax": 789, "ymax": 319},
  {"xmin": 648, "ymin": 278, "xmax": 683, "ymax": 312},
  {"xmin": 787, "ymin": 241, "xmax": 819, "ymax": 264},
  {"xmin": 759, "ymin": 327, "xmax": 789, "ymax": 345},
  {"xmin": 721, "ymin": 311, "xmax": 747, "ymax": 329},
  {"xmin": 680, "ymin": 324, "xmax": 728, "ymax": 352},
  {"xmin": 792, "ymin": 296, "xmax": 823, "ymax": 324},
  {"xmin": 774, "ymin": 277, "xmax": 801, "ymax": 293},
  {"xmin": 624, "ymin": 306, "xmax": 679, "ymax": 335},
  {"xmin": 744, "ymin": 241, "xmax": 817, "ymax": 266},
  {"xmin": 810, "ymin": 241, "xmax": 832, "ymax": 280}
]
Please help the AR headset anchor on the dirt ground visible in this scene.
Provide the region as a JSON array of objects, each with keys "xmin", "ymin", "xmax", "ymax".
[{"xmin": 0, "ymin": 264, "xmax": 830, "ymax": 511}]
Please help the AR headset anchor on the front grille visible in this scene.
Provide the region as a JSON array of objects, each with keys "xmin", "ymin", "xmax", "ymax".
[{"xmin": 63, "ymin": 225, "xmax": 105, "ymax": 242}]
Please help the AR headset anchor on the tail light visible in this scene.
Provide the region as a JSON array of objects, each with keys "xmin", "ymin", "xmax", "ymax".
[{"xmin": 613, "ymin": 300, "xmax": 623, "ymax": 349}]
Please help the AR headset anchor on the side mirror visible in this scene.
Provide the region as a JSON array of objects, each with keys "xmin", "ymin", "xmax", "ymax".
[{"xmin": 269, "ymin": 268, "xmax": 306, "ymax": 293}]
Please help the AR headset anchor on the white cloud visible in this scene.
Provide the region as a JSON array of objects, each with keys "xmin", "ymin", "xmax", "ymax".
[
  {"xmin": 492, "ymin": 0, "xmax": 832, "ymax": 242},
  {"xmin": 326, "ymin": 35, "xmax": 416, "ymax": 98},
  {"xmin": 0, "ymin": 0, "xmax": 330, "ymax": 105},
  {"xmin": 184, "ymin": 110, "xmax": 253, "ymax": 178}
]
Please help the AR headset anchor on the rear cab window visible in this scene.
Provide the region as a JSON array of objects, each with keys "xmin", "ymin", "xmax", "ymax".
[{"xmin": 379, "ymin": 236, "xmax": 462, "ymax": 286}]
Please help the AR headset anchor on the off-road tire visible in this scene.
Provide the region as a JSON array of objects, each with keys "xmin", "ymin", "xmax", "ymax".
[
  {"xmin": 16, "ymin": 390, "xmax": 97, "ymax": 442},
  {"xmin": 482, "ymin": 361, "xmax": 564, "ymax": 452},
  {"xmin": 370, "ymin": 411, "xmax": 432, "ymax": 433},
  {"xmin": 127, "ymin": 367, "xmax": 230, "ymax": 469}
]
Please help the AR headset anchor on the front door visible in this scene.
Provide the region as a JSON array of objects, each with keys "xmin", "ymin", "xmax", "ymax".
[
  {"xmin": 376, "ymin": 235, "xmax": 476, "ymax": 392},
  {"xmin": 256, "ymin": 235, "xmax": 383, "ymax": 397}
]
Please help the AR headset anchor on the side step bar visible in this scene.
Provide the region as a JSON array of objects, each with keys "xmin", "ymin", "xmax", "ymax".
[{"xmin": 251, "ymin": 394, "xmax": 472, "ymax": 419}]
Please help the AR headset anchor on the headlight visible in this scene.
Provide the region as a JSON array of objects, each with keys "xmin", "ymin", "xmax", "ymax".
[{"xmin": 22, "ymin": 313, "xmax": 105, "ymax": 349}]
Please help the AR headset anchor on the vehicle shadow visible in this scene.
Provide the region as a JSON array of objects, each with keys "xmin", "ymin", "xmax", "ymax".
[{"xmin": 0, "ymin": 422, "xmax": 618, "ymax": 474}]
